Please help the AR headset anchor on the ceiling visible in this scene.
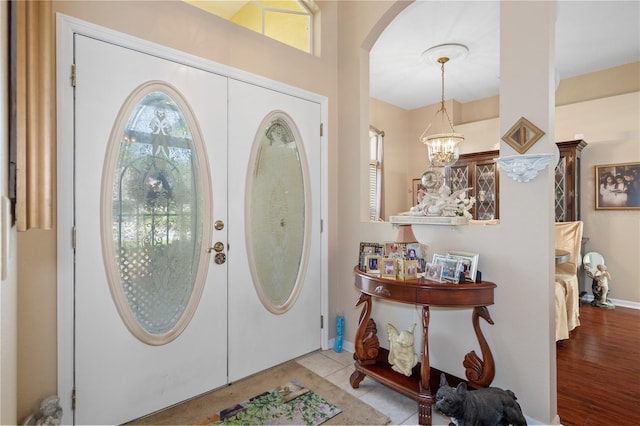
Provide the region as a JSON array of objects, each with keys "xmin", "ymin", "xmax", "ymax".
[{"xmin": 369, "ymin": 1, "xmax": 640, "ymax": 110}]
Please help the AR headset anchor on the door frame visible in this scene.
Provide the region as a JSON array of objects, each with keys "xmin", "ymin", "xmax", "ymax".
[{"xmin": 56, "ymin": 14, "xmax": 328, "ymax": 425}]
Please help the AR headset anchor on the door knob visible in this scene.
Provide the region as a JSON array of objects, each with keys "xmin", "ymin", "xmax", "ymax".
[{"xmin": 214, "ymin": 253, "xmax": 226, "ymax": 265}]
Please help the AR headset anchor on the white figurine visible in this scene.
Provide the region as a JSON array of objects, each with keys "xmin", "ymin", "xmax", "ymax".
[
  {"xmin": 387, "ymin": 323, "xmax": 419, "ymax": 376},
  {"xmin": 589, "ymin": 264, "xmax": 615, "ymax": 309}
]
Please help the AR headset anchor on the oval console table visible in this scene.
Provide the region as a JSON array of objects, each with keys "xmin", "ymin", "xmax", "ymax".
[{"xmin": 349, "ymin": 266, "xmax": 497, "ymax": 425}]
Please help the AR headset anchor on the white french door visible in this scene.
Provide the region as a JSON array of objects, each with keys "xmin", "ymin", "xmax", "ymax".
[
  {"xmin": 66, "ymin": 28, "xmax": 323, "ymax": 425},
  {"xmin": 73, "ymin": 35, "xmax": 228, "ymax": 425},
  {"xmin": 227, "ymin": 80, "xmax": 322, "ymax": 381}
]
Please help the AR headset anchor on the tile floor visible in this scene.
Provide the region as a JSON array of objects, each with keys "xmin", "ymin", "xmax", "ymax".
[{"xmin": 295, "ymin": 349, "xmax": 451, "ymax": 426}]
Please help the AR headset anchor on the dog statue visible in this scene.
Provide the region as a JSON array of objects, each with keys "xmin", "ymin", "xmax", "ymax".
[{"xmin": 435, "ymin": 373, "xmax": 527, "ymax": 426}]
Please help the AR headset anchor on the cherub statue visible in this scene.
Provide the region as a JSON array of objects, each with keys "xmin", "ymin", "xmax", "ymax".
[
  {"xmin": 587, "ymin": 264, "xmax": 615, "ymax": 309},
  {"xmin": 34, "ymin": 395, "xmax": 63, "ymax": 425},
  {"xmin": 387, "ymin": 323, "xmax": 419, "ymax": 376}
]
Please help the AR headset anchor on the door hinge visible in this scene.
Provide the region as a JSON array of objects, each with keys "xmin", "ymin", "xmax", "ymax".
[
  {"xmin": 320, "ymin": 123, "xmax": 323, "ymax": 137},
  {"xmin": 320, "ymin": 315, "xmax": 324, "ymax": 329},
  {"xmin": 71, "ymin": 64, "xmax": 76, "ymax": 87},
  {"xmin": 320, "ymin": 219, "xmax": 323, "ymax": 233},
  {"xmin": 72, "ymin": 226, "xmax": 76, "ymax": 250},
  {"xmin": 72, "ymin": 387, "xmax": 76, "ymax": 411}
]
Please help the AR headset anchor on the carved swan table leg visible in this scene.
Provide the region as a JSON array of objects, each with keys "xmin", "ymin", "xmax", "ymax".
[
  {"xmin": 350, "ymin": 292, "xmax": 379, "ymax": 388},
  {"xmin": 463, "ymin": 306, "xmax": 496, "ymax": 389}
]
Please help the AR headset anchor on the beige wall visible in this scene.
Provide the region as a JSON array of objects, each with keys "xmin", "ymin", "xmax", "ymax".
[{"xmin": 15, "ymin": 0, "xmax": 639, "ymax": 424}]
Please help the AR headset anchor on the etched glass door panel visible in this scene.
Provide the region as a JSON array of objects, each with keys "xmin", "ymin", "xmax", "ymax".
[
  {"xmin": 246, "ymin": 112, "xmax": 310, "ymax": 313},
  {"xmin": 102, "ymin": 83, "xmax": 212, "ymax": 345}
]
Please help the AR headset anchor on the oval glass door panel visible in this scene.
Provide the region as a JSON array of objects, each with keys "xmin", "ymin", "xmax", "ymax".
[
  {"xmin": 247, "ymin": 112, "xmax": 310, "ymax": 314},
  {"xmin": 102, "ymin": 82, "xmax": 212, "ymax": 345}
]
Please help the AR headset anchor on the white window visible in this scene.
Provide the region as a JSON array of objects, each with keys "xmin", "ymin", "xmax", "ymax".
[
  {"xmin": 184, "ymin": 0, "xmax": 315, "ymax": 54},
  {"xmin": 369, "ymin": 126, "xmax": 384, "ymax": 221}
]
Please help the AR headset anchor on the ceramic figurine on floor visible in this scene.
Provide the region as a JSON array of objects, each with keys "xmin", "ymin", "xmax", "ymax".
[
  {"xmin": 435, "ymin": 373, "xmax": 527, "ymax": 426},
  {"xmin": 387, "ymin": 323, "xmax": 418, "ymax": 376},
  {"xmin": 588, "ymin": 264, "xmax": 615, "ymax": 309}
]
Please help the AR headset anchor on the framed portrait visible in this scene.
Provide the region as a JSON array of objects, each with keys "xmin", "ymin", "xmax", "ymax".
[
  {"xmin": 425, "ymin": 263, "xmax": 442, "ymax": 282},
  {"xmin": 384, "ymin": 242, "xmax": 406, "ymax": 259},
  {"xmin": 365, "ymin": 255, "xmax": 382, "ymax": 273},
  {"xmin": 359, "ymin": 242, "xmax": 383, "ymax": 270},
  {"xmin": 381, "ymin": 258, "xmax": 397, "ymax": 279},
  {"xmin": 432, "ymin": 254, "xmax": 461, "ymax": 283},
  {"xmin": 406, "ymin": 242, "xmax": 428, "ymax": 273},
  {"xmin": 396, "ymin": 259, "xmax": 418, "ymax": 280},
  {"xmin": 412, "ymin": 178, "xmax": 426, "ymax": 206},
  {"xmin": 595, "ymin": 162, "xmax": 640, "ymax": 210},
  {"xmin": 446, "ymin": 250, "xmax": 479, "ymax": 282}
]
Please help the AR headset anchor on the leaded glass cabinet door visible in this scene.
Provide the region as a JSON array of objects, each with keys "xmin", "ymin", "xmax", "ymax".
[
  {"xmin": 227, "ymin": 79, "xmax": 321, "ymax": 382},
  {"xmin": 73, "ymin": 35, "xmax": 228, "ymax": 425}
]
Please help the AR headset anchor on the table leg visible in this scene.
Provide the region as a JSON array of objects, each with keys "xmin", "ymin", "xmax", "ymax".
[
  {"xmin": 351, "ymin": 292, "xmax": 380, "ymax": 389},
  {"xmin": 418, "ymin": 306, "xmax": 433, "ymax": 425},
  {"xmin": 463, "ymin": 306, "xmax": 496, "ymax": 388}
]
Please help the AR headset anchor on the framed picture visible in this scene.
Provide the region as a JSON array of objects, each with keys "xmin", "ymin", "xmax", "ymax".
[
  {"xmin": 446, "ymin": 250, "xmax": 479, "ymax": 282},
  {"xmin": 406, "ymin": 242, "xmax": 428, "ymax": 273},
  {"xmin": 365, "ymin": 255, "xmax": 382, "ymax": 273},
  {"xmin": 384, "ymin": 242, "xmax": 406, "ymax": 259},
  {"xmin": 412, "ymin": 178, "xmax": 426, "ymax": 206},
  {"xmin": 359, "ymin": 242, "xmax": 383, "ymax": 270},
  {"xmin": 425, "ymin": 263, "xmax": 442, "ymax": 282},
  {"xmin": 381, "ymin": 258, "xmax": 397, "ymax": 279},
  {"xmin": 595, "ymin": 162, "xmax": 640, "ymax": 210},
  {"xmin": 432, "ymin": 254, "xmax": 461, "ymax": 283}
]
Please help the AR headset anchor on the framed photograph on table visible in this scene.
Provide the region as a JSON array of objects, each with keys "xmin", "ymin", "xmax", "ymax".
[
  {"xmin": 446, "ymin": 250, "xmax": 479, "ymax": 282},
  {"xmin": 594, "ymin": 162, "xmax": 640, "ymax": 210},
  {"xmin": 359, "ymin": 242, "xmax": 383, "ymax": 270},
  {"xmin": 432, "ymin": 254, "xmax": 461, "ymax": 283},
  {"xmin": 365, "ymin": 255, "xmax": 382, "ymax": 273},
  {"xmin": 381, "ymin": 258, "xmax": 397, "ymax": 279}
]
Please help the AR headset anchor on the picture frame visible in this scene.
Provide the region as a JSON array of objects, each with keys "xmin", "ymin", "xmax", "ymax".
[
  {"xmin": 594, "ymin": 162, "xmax": 640, "ymax": 210},
  {"xmin": 384, "ymin": 242, "xmax": 406, "ymax": 259},
  {"xmin": 432, "ymin": 254, "xmax": 461, "ymax": 283},
  {"xmin": 446, "ymin": 250, "xmax": 479, "ymax": 282},
  {"xmin": 359, "ymin": 242, "xmax": 383, "ymax": 270},
  {"xmin": 406, "ymin": 242, "xmax": 428, "ymax": 273},
  {"xmin": 365, "ymin": 255, "xmax": 382, "ymax": 273},
  {"xmin": 425, "ymin": 263, "xmax": 442, "ymax": 282},
  {"xmin": 381, "ymin": 258, "xmax": 397, "ymax": 279},
  {"xmin": 412, "ymin": 178, "xmax": 426, "ymax": 206}
]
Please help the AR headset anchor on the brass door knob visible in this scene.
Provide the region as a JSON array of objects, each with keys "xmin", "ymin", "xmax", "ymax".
[
  {"xmin": 213, "ymin": 241, "xmax": 224, "ymax": 252},
  {"xmin": 214, "ymin": 253, "xmax": 226, "ymax": 265}
]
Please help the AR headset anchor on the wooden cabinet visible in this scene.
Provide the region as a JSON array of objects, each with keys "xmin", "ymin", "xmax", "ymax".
[
  {"xmin": 555, "ymin": 140, "xmax": 587, "ymax": 222},
  {"xmin": 446, "ymin": 139, "xmax": 587, "ymax": 221},
  {"xmin": 447, "ymin": 150, "xmax": 500, "ymax": 220}
]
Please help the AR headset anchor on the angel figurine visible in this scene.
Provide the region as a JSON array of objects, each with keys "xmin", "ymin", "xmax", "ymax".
[
  {"xmin": 587, "ymin": 264, "xmax": 615, "ymax": 309},
  {"xmin": 387, "ymin": 323, "xmax": 419, "ymax": 376}
]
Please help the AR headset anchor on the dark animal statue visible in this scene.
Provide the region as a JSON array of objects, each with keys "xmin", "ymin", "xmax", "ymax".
[{"xmin": 435, "ymin": 373, "xmax": 527, "ymax": 426}]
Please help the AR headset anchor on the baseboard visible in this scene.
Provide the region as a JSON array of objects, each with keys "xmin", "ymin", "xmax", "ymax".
[{"xmin": 581, "ymin": 294, "xmax": 640, "ymax": 310}]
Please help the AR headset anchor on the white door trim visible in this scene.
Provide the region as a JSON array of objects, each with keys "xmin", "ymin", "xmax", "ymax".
[{"xmin": 56, "ymin": 14, "xmax": 328, "ymax": 425}]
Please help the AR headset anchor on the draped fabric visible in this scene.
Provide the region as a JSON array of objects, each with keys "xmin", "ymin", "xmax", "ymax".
[
  {"xmin": 14, "ymin": 0, "xmax": 54, "ymax": 231},
  {"xmin": 555, "ymin": 221, "xmax": 584, "ymax": 341}
]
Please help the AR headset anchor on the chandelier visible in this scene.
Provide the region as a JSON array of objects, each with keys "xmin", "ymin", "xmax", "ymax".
[{"xmin": 419, "ymin": 46, "xmax": 466, "ymax": 168}]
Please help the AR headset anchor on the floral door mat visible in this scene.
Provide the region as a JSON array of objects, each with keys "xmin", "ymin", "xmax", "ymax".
[{"xmin": 206, "ymin": 380, "xmax": 342, "ymax": 425}]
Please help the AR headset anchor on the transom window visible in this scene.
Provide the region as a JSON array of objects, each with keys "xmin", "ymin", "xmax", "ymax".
[{"xmin": 184, "ymin": 0, "xmax": 315, "ymax": 53}]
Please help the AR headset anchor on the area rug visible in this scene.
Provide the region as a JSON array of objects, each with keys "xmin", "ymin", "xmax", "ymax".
[
  {"xmin": 206, "ymin": 380, "xmax": 341, "ymax": 425},
  {"xmin": 129, "ymin": 359, "xmax": 391, "ymax": 425}
]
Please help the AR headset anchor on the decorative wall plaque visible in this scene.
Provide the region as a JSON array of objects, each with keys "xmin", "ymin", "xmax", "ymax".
[{"xmin": 502, "ymin": 116, "xmax": 545, "ymax": 154}]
